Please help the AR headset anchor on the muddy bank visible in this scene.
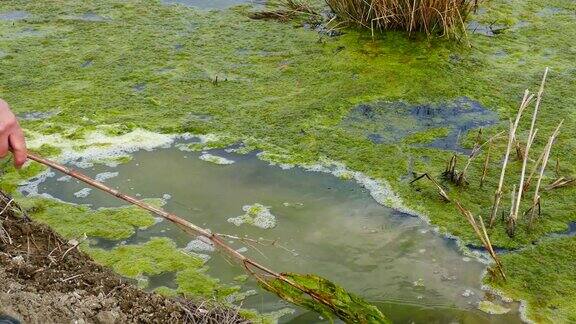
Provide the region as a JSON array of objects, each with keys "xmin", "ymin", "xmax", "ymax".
[{"xmin": 0, "ymin": 192, "xmax": 247, "ymax": 324}]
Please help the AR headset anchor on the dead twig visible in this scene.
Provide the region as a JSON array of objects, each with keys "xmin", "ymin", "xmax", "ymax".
[
  {"xmin": 546, "ymin": 177, "xmax": 576, "ymax": 190},
  {"xmin": 457, "ymin": 131, "xmax": 505, "ymax": 187},
  {"xmin": 411, "ymin": 173, "xmax": 451, "ymax": 202}
]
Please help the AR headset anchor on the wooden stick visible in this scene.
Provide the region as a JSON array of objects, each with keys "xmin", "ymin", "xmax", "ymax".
[{"xmin": 26, "ymin": 153, "xmax": 336, "ymax": 310}]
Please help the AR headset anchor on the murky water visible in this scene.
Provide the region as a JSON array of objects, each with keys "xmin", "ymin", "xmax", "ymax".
[
  {"xmin": 342, "ymin": 97, "xmax": 499, "ymax": 153},
  {"xmin": 0, "ymin": 10, "xmax": 29, "ymax": 21},
  {"xmin": 35, "ymin": 146, "xmax": 521, "ymax": 323}
]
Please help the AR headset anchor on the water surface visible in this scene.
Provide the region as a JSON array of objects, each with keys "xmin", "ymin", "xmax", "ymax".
[{"xmin": 35, "ymin": 146, "xmax": 521, "ymax": 323}]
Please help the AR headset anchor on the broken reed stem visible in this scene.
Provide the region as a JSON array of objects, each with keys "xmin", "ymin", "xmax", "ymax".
[
  {"xmin": 455, "ymin": 201, "xmax": 506, "ymax": 281},
  {"xmin": 26, "ymin": 153, "xmax": 336, "ymax": 312},
  {"xmin": 410, "ymin": 173, "xmax": 451, "ymax": 202},
  {"xmin": 547, "ymin": 177, "xmax": 576, "ymax": 190},
  {"xmin": 528, "ymin": 120, "xmax": 563, "ymax": 227},
  {"xmin": 508, "ymin": 128, "xmax": 538, "ymax": 236},
  {"xmin": 508, "ymin": 69, "xmax": 548, "ymax": 236},
  {"xmin": 523, "ymin": 151, "xmax": 544, "ymax": 194},
  {"xmin": 458, "ymin": 131, "xmax": 505, "ymax": 186},
  {"xmin": 480, "ymin": 144, "xmax": 491, "ymax": 187},
  {"xmin": 489, "ymin": 91, "xmax": 533, "ymax": 227}
]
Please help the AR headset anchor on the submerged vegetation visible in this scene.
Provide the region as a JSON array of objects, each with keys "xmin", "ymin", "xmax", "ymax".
[{"xmin": 1, "ymin": 0, "xmax": 576, "ymax": 322}]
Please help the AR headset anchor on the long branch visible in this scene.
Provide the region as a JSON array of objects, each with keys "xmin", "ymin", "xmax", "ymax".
[{"xmin": 26, "ymin": 153, "xmax": 337, "ymax": 310}]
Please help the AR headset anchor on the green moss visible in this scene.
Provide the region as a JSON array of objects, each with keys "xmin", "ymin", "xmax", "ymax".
[
  {"xmin": 22, "ymin": 197, "xmax": 155, "ymax": 240},
  {"xmin": 485, "ymin": 236, "xmax": 576, "ymax": 323}
]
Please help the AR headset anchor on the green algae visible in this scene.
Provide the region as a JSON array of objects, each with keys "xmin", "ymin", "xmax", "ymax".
[
  {"xmin": 21, "ymin": 197, "xmax": 156, "ymax": 240},
  {"xmin": 227, "ymin": 203, "xmax": 276, "ymax": 229},
  {"xmin": 0, "ymin": 0, "xmax": 575, "ymax": 321},
  {"xmin": 402, "ymin": 127, "xmax": 451, "ymax": 145},
  {"xmin": 485, "ymin": 236, "xmax": 576, "ymax": 323},
  {"xmin": 88, "ymin": 237, "xmax": 204, "ymax": 278},
  {"xmin": 87, "ymin": 237, "xmax": 242, "ymax": 297},
  {"xmin": 0, "ymin": 159, "xmax": 46, "ymax": 192},
  {"xmin": 265, "ymin": 272, "xmax": 390, "ymax": 323},
  {"xmin": 478, "ymin": 300, "xmax": 511, "ymax": 315}
]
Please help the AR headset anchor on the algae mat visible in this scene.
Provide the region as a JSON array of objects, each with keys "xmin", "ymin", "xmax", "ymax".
[{"xmin": 1, "ymin": 0, "xmax": 576, "ymax": 322}]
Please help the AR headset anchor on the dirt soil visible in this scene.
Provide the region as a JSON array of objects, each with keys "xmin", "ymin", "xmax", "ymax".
[{"xmin": 0, "ymin": 193, "xmax": 248, "ymax": 324}]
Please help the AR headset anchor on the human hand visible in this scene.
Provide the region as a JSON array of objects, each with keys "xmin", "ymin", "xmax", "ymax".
[{"xmin": 0, "ymin": 99, "xmax": 27, "ymax": 168}]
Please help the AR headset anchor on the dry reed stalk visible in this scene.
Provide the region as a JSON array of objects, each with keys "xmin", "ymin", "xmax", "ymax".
[
  {"xmin": 457, "ymin": 131, "xmax": 505, "ymax": 186},
  {"xmin": 507, "ymin": 69, "xmax": 548, "ymax": 236},
  {"xmin": 546, "ymin": 177, "xmax": 576, "ymax": 190},
  {"xmin": 507, "ymin": 128, "xmax": 538, "ymax": 236},
  {"xmin": 410, "ymin": 173, "xmax": 451, "ymax": 201},
  {"xmin": 26, "ymin": 153, "xmax": 339, "ymax": 314},
  {"xmin": 488, "ymin": 91, "xmax": 533, "ymax": 227},
  {"xmin": 527, "ymin": 120, "xmax": 563, "ymax": 228},
  {"xmin": 523, "ymin": 151, "xmax": 544, "ymax": 194},
  {"xmin": 455, "ymin": 201, "xmax": 506, "ymax": 280},
  {"xmin": 480, "ymin": 145, "xmax": 490, "ymax": 187},
  {"xmin": 443, "ymin": 155, "xmax": 458, "ymax": 182},
  {"xmin": 325, "ymin": 0, "xmax": 476, "ymax": 37}
]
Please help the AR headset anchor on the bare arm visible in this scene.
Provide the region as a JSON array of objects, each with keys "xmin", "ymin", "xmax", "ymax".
[{"xmin": 0, "ymin": 99, "xmax": 27, "ymax": 168}]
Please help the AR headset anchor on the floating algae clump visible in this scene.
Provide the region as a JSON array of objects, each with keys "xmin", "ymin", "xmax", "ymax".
[
  {"xmin": 227, "ymin": 203, "xmax": 276, "ymax": 229},
  {"xmin": 88, "ymin": 237, "xmax": 240, "ymax": 299},
  {"xmin": 478, "ymin": 300, "xmax": 510, "ymax": 315},
  {"xmin": 199, "ymin": 153, "xmax": 235, "ymax": 165},
  {"xmin": 22, "ymin": 198, "xmax": 155, "ymax": 240},
  {"xmin": 265, "ymin": 273, "xmax": 390, "ymax": 323}
]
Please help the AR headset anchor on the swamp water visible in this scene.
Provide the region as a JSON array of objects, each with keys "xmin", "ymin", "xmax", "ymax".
[{"xmin": 31, "ymin": 146, "xmax": 522, "ymax": 323}]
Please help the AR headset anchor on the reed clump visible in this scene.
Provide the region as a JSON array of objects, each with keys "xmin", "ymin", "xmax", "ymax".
[{"xmin": 325, "ymin": 0, "xmax": 477, "ymax": 37}]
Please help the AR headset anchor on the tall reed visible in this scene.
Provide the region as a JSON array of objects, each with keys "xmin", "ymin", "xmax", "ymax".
[{"xmin": 325, "ymin": 0, "xmax": 477, "ymax": 37}]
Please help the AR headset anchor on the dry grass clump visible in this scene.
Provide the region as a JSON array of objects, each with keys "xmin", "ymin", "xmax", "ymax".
[{"xmin": 325, "ymin": 0, "xmax": 478, "ymax": 37}]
